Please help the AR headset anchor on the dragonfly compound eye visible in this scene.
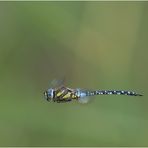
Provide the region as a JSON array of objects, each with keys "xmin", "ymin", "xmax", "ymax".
[{"xmin": 44, "ymin": 88, "xmax": 54, "ymax": 101}]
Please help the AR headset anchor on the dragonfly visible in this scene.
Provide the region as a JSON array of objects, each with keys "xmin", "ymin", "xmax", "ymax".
[{"xmin": 43, "ymin": 79, "xmax": 143, "ymax": 103}]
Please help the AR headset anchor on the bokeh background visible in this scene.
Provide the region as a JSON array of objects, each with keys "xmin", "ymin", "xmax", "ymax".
[{"xmin": 0, "ymin": 1, "xmax": 147, "ymax": 146}]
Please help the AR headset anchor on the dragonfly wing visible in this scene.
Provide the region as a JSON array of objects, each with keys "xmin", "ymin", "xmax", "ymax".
[
  {"xmin": 50, "ymin": 78, "xmax": 66, "ymax": 88},
  {"xmin": 78, "ymin": 97, "xmax": 91, "ymax": 104}
]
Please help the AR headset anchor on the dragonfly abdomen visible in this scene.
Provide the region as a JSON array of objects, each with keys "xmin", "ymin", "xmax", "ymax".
[
  {"xmin": 75, "ymin": 89, "xmax": 142, "ymax": 98},
  {"xmin": 89, "ymin": 90, "xmax": 142, "ymax": 96}
]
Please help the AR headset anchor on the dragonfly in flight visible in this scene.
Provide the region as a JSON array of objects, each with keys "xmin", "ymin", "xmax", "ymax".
[{"xmin": 43, "ymin": 79, "xmax": 142, "ymax": 103}]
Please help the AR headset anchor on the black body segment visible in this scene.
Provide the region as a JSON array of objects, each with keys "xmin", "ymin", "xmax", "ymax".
[{"xmin": 86, "ymin": 90, "xmax": 142, "ymax": 96}]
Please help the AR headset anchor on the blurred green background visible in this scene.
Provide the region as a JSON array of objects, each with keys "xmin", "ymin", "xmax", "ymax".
[{"xmin": 0, "ymin": 1, "xmax": 148, "ymax": 146}]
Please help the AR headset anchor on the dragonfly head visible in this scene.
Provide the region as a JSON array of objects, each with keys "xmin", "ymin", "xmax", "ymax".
[{"xmin": 44, "ymin": 88, "xmax": 54, "ymax": 101}]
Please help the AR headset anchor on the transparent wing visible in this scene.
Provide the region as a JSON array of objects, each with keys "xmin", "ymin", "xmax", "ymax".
[
  {"xmin": 75, "ymin": 88, "xmax": 91, "ymax": 104},
  {"xmin": 49, "ymin": 77, "xmax": 66, "ymax": 88},
  {"xmin": 78, "ymin": 97, "xmax": 91, "ymax": 104}
]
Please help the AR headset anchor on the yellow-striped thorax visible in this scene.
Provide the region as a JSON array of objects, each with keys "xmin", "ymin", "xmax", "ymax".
[{"xmin": 44, "ymin": 86, "xmax": 78, "ymax": 103}]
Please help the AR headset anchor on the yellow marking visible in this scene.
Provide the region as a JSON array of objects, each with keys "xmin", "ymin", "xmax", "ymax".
[
  {"xmin": 71, "ymin": 94, "xmax": 77, "ymax": 100},
  {"xmin": 63, "ymin": 92, "xmax": 71, "ymax": 99},
  {"xmin": 56, "ymin": 91, "xmax": 63, "ymax": 97}
]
